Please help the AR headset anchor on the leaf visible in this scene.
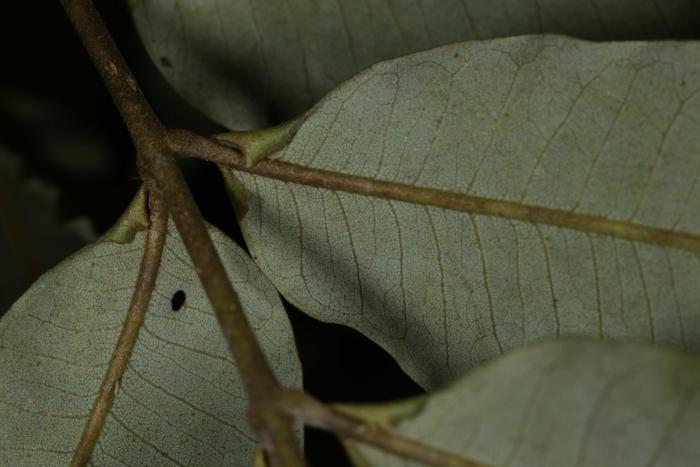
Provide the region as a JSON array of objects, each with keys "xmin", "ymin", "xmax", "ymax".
[
  {"xmin": 0, "ymin": 148, "xmax": 95, "ymax": 314},
  {"xmin": 341, "ymin": 340, "xmax": 700, "ymax": 467},
  {"xmin": 130, "ymin": 0, "xmax": 698, "ymax": 130},
  {"xmin": 0, "ymin": 190, "xmax": 302, "ymax": 465},
  {"xmin": 224, "ymin": 36, "xmax": 700, "ymax": 389}
]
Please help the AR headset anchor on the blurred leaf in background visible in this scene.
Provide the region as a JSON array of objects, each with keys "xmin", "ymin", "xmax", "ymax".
[{"xmin": 0, "ymin": 148, "xmax": 95, "ymax": 313}]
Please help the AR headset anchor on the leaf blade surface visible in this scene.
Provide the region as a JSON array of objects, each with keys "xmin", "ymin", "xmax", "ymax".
[
  {"xmin": 131, "ymin": 0, "xmax": 699, "ymax": 129},
  {"xmin": 0, "ymin": 193, "xmax": 302, "ymax": 466},
  {"xmin": 228, "ymin": 36, "xmax": 700, "ymax": 388},
  {"xmin": 342, "ymin": 340, "xmax": 700, "ymax": 467}
]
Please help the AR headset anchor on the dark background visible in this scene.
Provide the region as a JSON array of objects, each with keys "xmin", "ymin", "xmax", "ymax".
[{"xmin": 0, "ymin": 2, "xmax": 422, "ymax": 465}]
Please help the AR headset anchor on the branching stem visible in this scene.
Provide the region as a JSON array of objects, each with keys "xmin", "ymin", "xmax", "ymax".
[
  {"xmin": 70, "ymin": 191, "xmax": 167, "ymax": 467},
  {"xmin": 59, "ymin": 1, "xmax": 303, "ymax": 466},
  {"xmin": 282, "ymin": 392, "xmax": 486, "ymax": 467},
  {"xmin": 59, "ymin": 2, "xmax": 488, "ymax": 466}
]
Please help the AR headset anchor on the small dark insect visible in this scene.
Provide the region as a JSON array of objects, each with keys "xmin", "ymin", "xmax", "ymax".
[{"xmin": 171, "ymin": 290, "xmax": 186, "ymax": 311}]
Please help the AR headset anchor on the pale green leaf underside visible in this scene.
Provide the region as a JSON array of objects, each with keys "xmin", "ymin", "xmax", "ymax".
[
  {"xmin": 230, "ymin": 36, "xmax": 700, "ymax": 389},
  {"xmin": 0, "ymin": 199, "xmax": 301, "ymax": 465},
  {"xmin": 130, "ymin": 0, "xmax": 697, "ymax": 130},
  {"xmin": 342, "ymin": 340, "xmax": 700, "ymax": 467}
]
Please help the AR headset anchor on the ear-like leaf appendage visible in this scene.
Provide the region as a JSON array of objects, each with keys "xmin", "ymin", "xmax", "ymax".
[
  {"xmin": 131, "ymin": 0, "xmax": 698, "ymax": 130},
  {"xmin": 0, "ymin": 191, "xmax": 302, "ymax": 465},
  {"xmin": 341, "ymin": 340, "xmax": 700, "ymax": 467},
  {"xmin": 224, "ymin": 36, "xmax": 700, "ymax": 389}
]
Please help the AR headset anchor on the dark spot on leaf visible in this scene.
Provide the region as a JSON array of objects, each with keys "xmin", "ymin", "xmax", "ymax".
[
  {"xmin": 171, "ymin": 290, "xmax": 186, "ymax": 311},
  {"xmin": 159, "ymin": 56, "xmax": 172, "ymax": 68}
]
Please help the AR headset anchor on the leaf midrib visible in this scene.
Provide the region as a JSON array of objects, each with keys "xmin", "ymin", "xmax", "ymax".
[{"xmin": 224, "ymin": 155, "xmax": 700, "ymax": 253}]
